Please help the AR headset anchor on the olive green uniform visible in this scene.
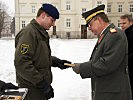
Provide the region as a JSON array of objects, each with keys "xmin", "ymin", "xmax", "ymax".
[
  {"xmin": 79, "ymin": 24, "xmax": 132, "ymax": 100},
  {"xmin": 14, "ymin": 19, "xmax": 52, "ymax": 100}
]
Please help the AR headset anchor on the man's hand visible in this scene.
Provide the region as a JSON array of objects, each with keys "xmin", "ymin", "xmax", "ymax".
[
  {"xmin": 44, "ymin": 85, "xmax": 54, "ymax": 99},
  {"xmin": 36, "ymin": 80, "xmax": 54, "ymax": 99},
  {"xmin": 72, "ymin": 63, "xmax": 80, "ymax": 74},
  {"xmin": 52, "ymin": 56, "xmax": 71, "ymax": 69}
]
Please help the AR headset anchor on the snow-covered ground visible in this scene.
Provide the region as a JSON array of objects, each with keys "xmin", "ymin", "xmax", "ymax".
[{"xmin": 0, "ymin": 38, "xmax": 97, "ymax": 100}]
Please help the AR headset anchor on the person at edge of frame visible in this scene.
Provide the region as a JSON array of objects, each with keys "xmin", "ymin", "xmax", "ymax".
[{"xmin": 120, "ymin": 14, "xmax": 133, "ymax": 99}]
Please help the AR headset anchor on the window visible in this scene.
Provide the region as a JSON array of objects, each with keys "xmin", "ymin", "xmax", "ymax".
[
  {"xmin": 66, "ymin": 1, "xmax": 70, "ymax": 10},
  {"xmin": 82, "ymin": 8, "xmax": 86, "ymax": 14},
  {"xmin": 22, "ymin": 21, "xmax": 25, "ymax": 28},
  {"xmin": 66, "ymin": 19, "xmax": 71, "ymax": 27},
  {"xmin": 130, "ymin": 4, "xmax": 133, "ymax": 12},
  {"xmin": 20, "ymin": 4, "xmax": 26, "ymax": 13},
  {"xmin": 97, "ymin": 1, "xmax": 102, "ymax": 6},
  {"xmin": 118, "ymin": 5, "xmax": 122, "ymax": 12},
  {"xmin": 107, "ymin": 4, "xmax": 111, "ymax": 12},
  {"xmin": 32, "ymin": 5, "xmax": 36, "ymax": 13},
  {"xmin": 118, "ymin": 20, "xmax": 120, "ymax": 27}
]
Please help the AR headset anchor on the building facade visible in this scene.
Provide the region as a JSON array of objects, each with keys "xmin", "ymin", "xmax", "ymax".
[
  {"xmin": 107, "ymin": 0, "xmax": 133, "ymax": 27},
  {"xmin": 15, "ymin": 0, "xmax": 108, "ymax": 39},
  {"xmin": 15, "ymin": 0, "xmax": 133, "ymax": 38}
]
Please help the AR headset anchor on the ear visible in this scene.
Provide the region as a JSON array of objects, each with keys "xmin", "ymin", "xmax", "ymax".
[{"xmin": 41, "ymin": 12, "xmax": 46, "ymax": 19}]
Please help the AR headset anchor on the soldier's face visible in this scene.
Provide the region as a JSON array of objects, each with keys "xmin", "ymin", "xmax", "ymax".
[
  {"xmin": 42, "ymin": 13, "xmax": 56, "ymax": 30},
  {"xmin": 120, "ymin": 18, "xmax": 132, "ymax": 31}
]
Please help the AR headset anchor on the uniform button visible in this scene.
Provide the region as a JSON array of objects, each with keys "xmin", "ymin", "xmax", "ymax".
[{"xmin": 125, "ymin": 67, "xmax": 128, "ymax": 74}]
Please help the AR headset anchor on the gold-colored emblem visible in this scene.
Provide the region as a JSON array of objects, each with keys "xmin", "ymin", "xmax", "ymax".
[
  {"xmin": 110, "ymin": 28, "xmax": 117, "ymax": 33},
  {"xmin": 20, "ymin": 44, "xmax": 29, "ymax": 54}
]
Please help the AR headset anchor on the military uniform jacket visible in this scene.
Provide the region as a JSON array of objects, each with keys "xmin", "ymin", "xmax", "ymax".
[
  {"xmin": 79, "ymin": 24, "xmax": 132, "ymax": 100},
  {"xmin": 14, "ymin": 19, "xmax": 52, "ymax": 87}
]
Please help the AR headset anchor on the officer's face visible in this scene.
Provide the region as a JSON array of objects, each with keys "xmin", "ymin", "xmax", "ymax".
[
  {"xmin": 120, "ymin": 18, "xmax": 132, "ymax": 31},
  {"xmin": 88, "ymin": 17, "xmax": 102, "ymax": 36}
]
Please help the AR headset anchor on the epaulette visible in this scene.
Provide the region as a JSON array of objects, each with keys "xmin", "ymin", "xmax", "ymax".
[{"xmin": 109, "ymin": 28, "xmax": 117, "ymax": 34}]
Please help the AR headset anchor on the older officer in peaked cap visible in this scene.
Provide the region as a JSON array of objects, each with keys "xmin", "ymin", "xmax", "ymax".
[
  {"xmin": 14, "ymin": 3, "xmax": 71, "ymax": 100},
  {"xmin": 72, "ymin": 4, "xmax": 132, "ymax": 100},
  {"xmin": 82, "ymin": 4, "xmax": 105, "ymax": 27}
]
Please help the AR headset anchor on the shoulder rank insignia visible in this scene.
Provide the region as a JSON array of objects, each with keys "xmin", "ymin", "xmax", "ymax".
[
  {"xmin": 109, "ymin": 28, "xmax": 117, "ymax": 34},
  {"xmin": 20, "ymin": 44, "xmax": 29, "ymax": 54}
]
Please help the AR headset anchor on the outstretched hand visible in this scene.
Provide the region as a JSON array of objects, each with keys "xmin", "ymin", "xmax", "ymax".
[
  {"xmin": 52, "ymin": 57, "xmax": 71, "ymax": 69},
  {"xmin": 60, "ymin": 60, "xmax": 72, "ymax": 69},
  {"xmin": 72, "ymin": 63, "xmax": 80, "ymax": 74}
]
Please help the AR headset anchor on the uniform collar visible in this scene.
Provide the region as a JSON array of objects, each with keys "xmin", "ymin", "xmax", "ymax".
[
  {"xmin": 97, "ymin": 23, "xmax": 115, "ymax": 44},
  {"xmin": 125, "ymin": 24, "xmax": 133, "ymax": 33},
  {"xmin": 102, "ymin": 23, "xmax": 115, "ymax": 35},
  {"xmin": 30, "ymin": 19, "xmax": 49, "ymax": 39},
  {"xmin": 99, "ymin": 24, "xmax": 110, "ymax": 37}
]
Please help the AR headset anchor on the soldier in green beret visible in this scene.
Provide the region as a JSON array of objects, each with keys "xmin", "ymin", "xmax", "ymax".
[
  {"xmin": 14, "ymin": 3, "xmax": 71, "ymax": 100},
  {"xmin": 72, "ymin": 4, "xmax": 132, "ymax": 100}
]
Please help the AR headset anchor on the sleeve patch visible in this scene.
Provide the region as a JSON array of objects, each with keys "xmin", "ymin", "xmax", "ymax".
[{"xmin": 20, "ymin": 44, "xmax": 29, "ymax": 54}]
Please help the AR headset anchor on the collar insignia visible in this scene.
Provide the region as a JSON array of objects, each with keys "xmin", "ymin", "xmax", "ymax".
[{"xmin": 20, "ymin": 44, "xmax": 29, "ymax": 55}]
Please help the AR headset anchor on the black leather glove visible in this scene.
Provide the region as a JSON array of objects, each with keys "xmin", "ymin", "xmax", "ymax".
[
  {"xmin": 37, "ymin": 80, "xmax": 54, "ymax": 99},
  {"xmin": 2, "ymin": 82, "xmax": 18, "ymax": 90},
  {"xmin": 52, "ymin": 57, "xmax": 71, "ymax": 69},
  {"xmin": 45, "ymin": 85, "xmax": 54, "ymax": 99}
]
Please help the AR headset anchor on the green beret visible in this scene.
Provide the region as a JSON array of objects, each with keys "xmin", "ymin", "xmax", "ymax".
[
  {"xmin": 41, "ymin": 3, "xmax": 59, "ymax": 19},
  {"xmin": 82, "ymin": 4, "xmax": 105, "ymax": 27}
]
